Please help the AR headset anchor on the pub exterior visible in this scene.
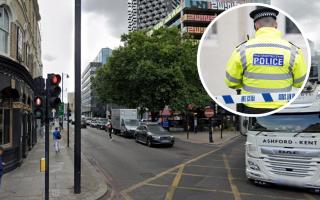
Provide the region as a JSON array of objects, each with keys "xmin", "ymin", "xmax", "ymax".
[{"xmin": 0, "ymin": 0, "xmax": 42, "ymax": 171}]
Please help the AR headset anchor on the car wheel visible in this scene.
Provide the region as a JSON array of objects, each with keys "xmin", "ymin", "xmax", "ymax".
[
  {"xmin": 147, "ymin": 138, "xmax": 152, "ymax": 147},
  {"xmin": 169, "ymin": 143, "xmax": 174, "ymax": 148},
  {"xmin": 135, "ymin": 135, "xmax": 139, "ymax": 143}
]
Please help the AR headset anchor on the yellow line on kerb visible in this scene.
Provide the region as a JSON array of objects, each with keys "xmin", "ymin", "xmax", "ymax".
[
  {"xmin": 223, "ymin": 154, "xmax": 241, "ymax": 200},
  {"xmin": 165, "ymin": 164, "xmax": 185, "ymax": 200}
]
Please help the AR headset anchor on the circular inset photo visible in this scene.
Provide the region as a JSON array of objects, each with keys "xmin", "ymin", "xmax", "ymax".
[{"xmin": 197, "ymin": 3, "xmax": 311, "ymax": 117}]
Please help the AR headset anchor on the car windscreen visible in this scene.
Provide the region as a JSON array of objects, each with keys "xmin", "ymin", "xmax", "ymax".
[
  {"xmin": 124, "ymin": 119, "xmax": 139, "ymax": 126},
  {"xmin": 249, "ymin": 113, "xmax": 320, "ymax": 133},
  {"xmin": 147, "ymin": 125, "xmax": 168, "ymax": 134}
]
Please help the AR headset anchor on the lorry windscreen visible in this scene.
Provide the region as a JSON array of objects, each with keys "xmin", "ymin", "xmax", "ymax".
[
  {"xmin": 124, "ymin": 119, "xmax": 139, "ymax": 126},
  {"xmin": 249, "ymin": 113, "xmax": 320, "ymax": 133}
]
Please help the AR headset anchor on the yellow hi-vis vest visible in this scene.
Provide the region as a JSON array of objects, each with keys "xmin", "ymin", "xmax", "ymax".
[{"xmin": 225, "ymin": 27, "xmax": 307, "ymax": 109}]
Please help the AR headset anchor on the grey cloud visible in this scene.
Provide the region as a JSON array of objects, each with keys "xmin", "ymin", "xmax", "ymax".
[
  {"xmin": 273, "ymin": 0, "xmax": 320, "ymax": 48},
  {"xmin": 273, "ymin": 0, "xmax": 320, "ymax": 20},
  {"xmin": 83, "ymin": 0, "xmax": 128, "ymax": 37},
  {"xmin": 43, "ymin": 54, "xmax": 57, "ymax": 62}
]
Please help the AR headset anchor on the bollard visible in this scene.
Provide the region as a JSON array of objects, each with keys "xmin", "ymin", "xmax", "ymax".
[{"xmin": 40, "ymin": 158, "xmax": 46, "ymax": 172}]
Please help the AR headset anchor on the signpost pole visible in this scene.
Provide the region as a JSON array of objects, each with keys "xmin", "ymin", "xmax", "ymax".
[
  {"xmin": 187, "ymin": 112, "xmax": 189, "ymax": 139},
  {"xmin": 204, "ymin": 106, "xmax": 214, "ymax": 143},
  {"xmin": 209, "ymin": 117, "xmax": 213, "ymax": 143}
]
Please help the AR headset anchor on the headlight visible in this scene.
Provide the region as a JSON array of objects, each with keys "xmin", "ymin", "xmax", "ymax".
[
  {"xmin": 248, "ymin": 160, "xmax": 260, "ymax": 171},
  {"xmin": 246, "ymin": 143, "xmax": 259, "ymax": 158}
]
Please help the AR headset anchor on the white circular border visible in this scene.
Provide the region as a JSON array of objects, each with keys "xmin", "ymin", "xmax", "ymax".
[{"xmin": 197, "ymin": 3, "xmax": 312, "ymax": 118}]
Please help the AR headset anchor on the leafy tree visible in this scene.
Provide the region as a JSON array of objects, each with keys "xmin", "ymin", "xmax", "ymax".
[{"xmin": 93, "ymin": 27, "xmax": 211, "ymax": 114}]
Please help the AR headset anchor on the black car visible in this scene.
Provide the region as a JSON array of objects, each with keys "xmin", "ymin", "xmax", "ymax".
[{"xmin": 135, "ymin": 123, "xmax": 174, "ymax": 147}]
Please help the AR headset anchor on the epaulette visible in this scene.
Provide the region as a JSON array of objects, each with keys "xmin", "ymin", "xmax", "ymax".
[
  {"xmin": 236, "ymin": 41, "xmax": 247, "ymax": 48},
  {"xmin": 289, "ymin": 41, "xmax": 301, "ymax": 49}
]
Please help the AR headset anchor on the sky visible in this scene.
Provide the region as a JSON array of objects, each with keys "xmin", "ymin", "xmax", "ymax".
[
  {"xmin": 38, "ymin": 0, "xmax": 127, "ymax": 102},
  {"xmin": 37, "ymin": 0, "xmax": 320, "ymax": 102}
]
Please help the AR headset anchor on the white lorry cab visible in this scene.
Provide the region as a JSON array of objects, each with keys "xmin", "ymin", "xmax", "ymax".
[{"xmin": 242, "ymin": 80, "xmax": 320, "ymax": 190}]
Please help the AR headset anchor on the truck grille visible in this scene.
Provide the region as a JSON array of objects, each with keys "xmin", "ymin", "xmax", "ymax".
[{"xmin": 263, "ymin": 155, "xmax": 318, "ymax": 178}]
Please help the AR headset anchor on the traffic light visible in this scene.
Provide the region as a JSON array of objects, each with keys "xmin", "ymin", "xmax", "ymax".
[
  {"xmin": 47, "ymin": 74, "xmax": 62, "ymax": 110},
  {"xmin": 33, "ymin": 77, "xmax": 45, "ymax": 120},
  {"xmin": 34, "ymin": 96, "xmax": 44, "ymax": 119}
]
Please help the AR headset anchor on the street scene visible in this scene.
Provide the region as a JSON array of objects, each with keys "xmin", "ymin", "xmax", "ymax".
[{"xmin": 0, "ymin": 0, "xmax": 320, "ymax": 200}]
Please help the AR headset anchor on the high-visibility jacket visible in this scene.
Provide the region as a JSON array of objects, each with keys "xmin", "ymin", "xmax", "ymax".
[{"xmin": 225, "ymin": 27, "xmax": 307, "ymax": 109}]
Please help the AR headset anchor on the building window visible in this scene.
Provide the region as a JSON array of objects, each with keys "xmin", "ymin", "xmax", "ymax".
[
  {"xmin": 285, "ymin": 17, "xmax": 300, "ymax": 34},
  {"xmin": 0, "ymin": 6, "xmax": 9, "ymax": 54},
  {"xmin": 0, "ymin": 108, "xmax": 10, "ymax": 145},
  {"xmin": 17, "ymin": 26, "xmax": 24, "ymax": 62}
]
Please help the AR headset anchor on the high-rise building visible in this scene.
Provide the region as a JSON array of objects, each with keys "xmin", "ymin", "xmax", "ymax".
[
  {"xmin": 128, "ymin": 0, "xmax": 180, "ymax": 31},
  {"xmin": 81, "ymin": 48, "xmax": 112, "ymax": 117},
  {"xmin": 0, "ymin": 0, "xmax": 42, "ymax": 171}
]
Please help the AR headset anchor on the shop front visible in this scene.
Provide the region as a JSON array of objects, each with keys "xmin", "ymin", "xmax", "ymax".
[{"xmin": 0, "ymin": 55, "xmax": 36, "ymax": 172}]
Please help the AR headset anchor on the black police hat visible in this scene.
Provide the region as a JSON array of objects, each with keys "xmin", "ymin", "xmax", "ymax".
[{"xmin": 250, "ymin": 7, "xmax": 279, "ymax": 22}]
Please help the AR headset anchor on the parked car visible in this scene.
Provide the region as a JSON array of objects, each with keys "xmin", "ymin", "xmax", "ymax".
[
  {"xmin": 85, "ymin": 118, "xmax": 92, "ymax": 125},
  {"xmin": 135, "ymin": 123, "xmax": 174, "ymax": 147},
  {"xmin": 90, "ymin": 120, "xmax": 98, "ymax": 128},
  {"xmin": 81, "ymin": 118, "xmax": 87, "ymax": 128},
  {"xmin": 97, "ymin": 119, "xmax": 108, "ymax": 130}
]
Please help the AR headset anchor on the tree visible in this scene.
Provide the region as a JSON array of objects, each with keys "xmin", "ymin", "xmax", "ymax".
[{"xmin": 93, "ymin": 27, "xmax": 211, "ymax": 114}]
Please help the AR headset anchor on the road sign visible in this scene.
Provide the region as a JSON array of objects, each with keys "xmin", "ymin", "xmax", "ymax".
[
  {"xmin": 204, "ymin": 107, "xmax": 214, "ymax": 118},
  {"xmin": 59, "ymin": 103, "xmax": 64, "ymax": 116}
]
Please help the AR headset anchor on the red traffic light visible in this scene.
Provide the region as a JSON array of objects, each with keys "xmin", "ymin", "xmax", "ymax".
[
  {"xmin": 50, "ymin": 74, "xmax": 61, "ymax": 85},
  {"xmin": 34, "ymin": 96, "xmax": 43, "ymax": 106}
]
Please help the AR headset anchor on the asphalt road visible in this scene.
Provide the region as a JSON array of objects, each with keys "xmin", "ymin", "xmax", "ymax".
[{"xmin": 77, "ymin": 126, "xmax": 320, "ymax": 200}]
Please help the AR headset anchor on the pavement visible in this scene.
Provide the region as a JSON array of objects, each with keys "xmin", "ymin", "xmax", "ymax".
[
  {"xmin": 171, "ymin": 129, "xmax": 240, "ymax": 145},
  {"xmin": 0, "ymin": 126, "xmax": 108, "ymax": 200}
]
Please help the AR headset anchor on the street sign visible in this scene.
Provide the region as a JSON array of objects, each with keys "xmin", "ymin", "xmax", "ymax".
[
  {"xmin": 59, "ymin": 103, "xmax": 64, "ymax": 116},
  {"xmin": 204, "ymin": 107, "xmax": 214, "ymax": 118}
]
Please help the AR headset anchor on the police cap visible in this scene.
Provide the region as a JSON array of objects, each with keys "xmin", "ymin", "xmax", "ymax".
[{"xmin": 250, "ymin": 7, "xmax": 279, "ymax": 22}]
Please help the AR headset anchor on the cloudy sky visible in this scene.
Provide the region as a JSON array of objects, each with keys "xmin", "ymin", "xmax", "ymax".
[
  {"xmin": 37, "ymin": 0, "xmax": 320, "ymax": 102},
  {"xmin": 38, "ymin": 0, "xmax": 127, "ymax": 102}
]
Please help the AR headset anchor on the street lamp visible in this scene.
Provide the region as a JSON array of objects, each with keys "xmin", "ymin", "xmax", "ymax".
[{"xmin": 61, "ymin": 73, "xmax": 69, "ymax": 129}]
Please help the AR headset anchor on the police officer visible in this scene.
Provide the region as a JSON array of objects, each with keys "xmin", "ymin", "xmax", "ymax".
[{"xmin": 225, "ymin": 7, "xmax": 307, "ymax": 114}]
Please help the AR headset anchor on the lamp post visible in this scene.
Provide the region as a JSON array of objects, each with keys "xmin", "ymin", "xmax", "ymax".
[
  {"xmin": 61, "ymin": 73, "xmax": 69, "ymax": 129},
  {"xmin": 74, "ymin": 0, "xmax": 81, "ymax": 194}
]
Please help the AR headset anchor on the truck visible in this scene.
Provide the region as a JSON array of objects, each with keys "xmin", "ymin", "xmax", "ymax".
[
  {"xmin": 111, "ymin": 109, "xmax": 139, "ymax": 138},
  {"xmin": 242, "ymin": 63, "xmax": 320, "ymax": 191}
]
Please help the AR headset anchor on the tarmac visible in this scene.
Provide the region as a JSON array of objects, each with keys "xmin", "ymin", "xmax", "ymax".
[{"xmin": 0, "ymin": 126, "xmax": 108, "ymax": 200}]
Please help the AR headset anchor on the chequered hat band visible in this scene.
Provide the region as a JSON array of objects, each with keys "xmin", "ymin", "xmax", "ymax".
[{"xmin": 254, "ymin": 12, "xmax": 277, "ymax": 21}]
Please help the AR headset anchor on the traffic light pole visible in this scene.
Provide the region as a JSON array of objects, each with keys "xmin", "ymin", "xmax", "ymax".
[
  {"xmin": 45, "ymin": 78, "xmax": 50, "ymax": 200},
  {"xmin": 61, "ymin": 72, "xmax": 64, "ymax": 130},
  {"xmin": 74, "ymin": 0, "xmax": 81, "ymax": 194}
]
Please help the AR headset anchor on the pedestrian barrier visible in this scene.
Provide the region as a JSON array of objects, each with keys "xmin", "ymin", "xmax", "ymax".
[{"xmin": 216, "ymin": 92, "xmax": 296, "ymax": 104}]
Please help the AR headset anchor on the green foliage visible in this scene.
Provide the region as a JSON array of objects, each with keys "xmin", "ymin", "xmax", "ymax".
[{"xmin": 93, "ymin": 27, "xmax": 211, "ymax": 112}]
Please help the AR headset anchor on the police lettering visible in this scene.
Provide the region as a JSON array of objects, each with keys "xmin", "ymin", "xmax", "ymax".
[{"xmin": 253, "ymin": 54, "xmax": 284, "ymax": 66}]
